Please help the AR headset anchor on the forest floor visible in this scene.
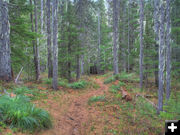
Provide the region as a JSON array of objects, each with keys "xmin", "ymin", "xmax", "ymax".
[{"xmin": 1, "ymin": 73, "xmax": 172, "ymax": 135}]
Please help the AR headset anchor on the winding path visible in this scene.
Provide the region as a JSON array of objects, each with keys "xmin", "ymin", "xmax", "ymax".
[{"xmin": 38, "ymin": 77, "xmax": 109, "ymax": 135}]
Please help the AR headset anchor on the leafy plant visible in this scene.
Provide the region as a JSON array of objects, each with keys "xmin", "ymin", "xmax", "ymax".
[
  {"xmin": 68, "ymin": 80, "xmax": 88, "ymax": 89},
  {"xmin": 160, "ymin": 93, "xmax": 180, "ymax": 119},
  {"xmin": 42, "ymin": 78, "xmax": 52, "ymax": 84},
  {"xmin": 117, "ymin": 72, "xmax": 139, "ymax": 82},
  {"xmin": 0, "ymin": 95, "xmax": 52, "ymax": 132},
  {"xmin": 88, "ymin": 95, "xmax": 106, "ymax": 104},
  {"xmin": 58, "ymin": 81, "xmax": 68, "ymax": 87},
  {"xmin": 104, "ymin": 76, "xmax": 116, "ymax": 84}
]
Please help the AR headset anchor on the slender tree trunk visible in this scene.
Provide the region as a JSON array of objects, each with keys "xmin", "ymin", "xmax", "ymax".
[
  {"xmin": 52, "ymin": 0, "xmax": 58, "ymax": 90},
  {"xmin": 76, "ymin": 55, "xmax": 80, "ymax": 80},
  {"xmin": 47, "ymin": 0, "xmax": 53, "ymax": 78},
  {"xmin": 113, "ymin": 0, "xmax": 119, "ymax": 75},
  {"xmin": 30, "ymin": 0, "xmax": 36, "ymax": 80},
  {"xmin": 97, "ymin": 8, "xmax": 101, "ymax": 74},
  {"xmin": 127, "ymin": 0, "xmax": 130, "ymax": 73},
  {"xmin": 166, "ymin": 0, "xmax": 171, "ymax": 101},
  {"xmin": 34, "ymin": 0, "xmax": 40, "ymax": 81},
  {"xmin": 76, "ymin": 0, "xmax": 83, "ymax": 79},
  {"xmin": 154, "ymin": 0, "xmax": 160, "ymax": 87},
  {"xmin": 139, "ymin": 0, "xmax": 144, "ymax": 90},
  {"xmin": 158, "ymin": 2, "xmax": 165, "ymax": 114},
  {"xmin": 41, "ymin": 0, "xmax": 44, "ymax": 34},
  {"xmin": 122, "ymin": 3, "xmax": 126, "ymax": 72},
  {"xmin": 0, "ymin": 0, "xmax": 12, "ymax": 81}
]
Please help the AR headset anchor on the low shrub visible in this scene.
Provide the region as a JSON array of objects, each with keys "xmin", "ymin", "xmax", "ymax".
[
  {"xmin": 43, "ymin": 78, "xmax": 68, "ymax": 87},
  {"xmin": 68, "ymin": 80, "xmax": 87, "ymax": 89},
  {"xmin": 160, "ymin": 93, "xmax": 180, "ymax": 119},
  {"xmin": 117, "ymin": 72, "xmax": 140, "ymax": 82},
  {"xmin": 111, "ymin": 85, "xmax": 120, "ymax": 91},
  {"xmin": 42, "ymin": 78, "xmax": 52, "ymax": 84},
  {"xmin": 58, "ymin": 81, "xmax": 68, "ymax": 87},
  {"xmin": 14, "ymin": 86, "xmax": 38, "ymax": 95},
  {"xmin": 118, "ymin": 81, "xmax": 126, "ymax": 87},
  {"xmin": 0, "ymin": 95, "xmax": 52, "ymax": 132},
  {"xmin": 88, "ymin": 95, "xmax": 106, "ymax": 104},
  {"xmin": 104, "ymin": 76, "xmax": 116, "ymax": 84},
  {"xmin": 109, "ymin": 89, "xmax": 118, "ymax": 94}
]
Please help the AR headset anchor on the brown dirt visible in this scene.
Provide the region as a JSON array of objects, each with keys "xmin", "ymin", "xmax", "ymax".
[{"xmin": 35, "ymin": 76, "xmax": 109, "ymax": 135}]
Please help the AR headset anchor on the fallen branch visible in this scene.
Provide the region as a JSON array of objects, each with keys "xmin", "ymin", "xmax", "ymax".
[
  {"xmin": 15, "ymin": 67, "xmax": 23, "ymax": 84},
  {"xmin": 136, "ymin": 94, "xmax": 158, "ymax": 109}
]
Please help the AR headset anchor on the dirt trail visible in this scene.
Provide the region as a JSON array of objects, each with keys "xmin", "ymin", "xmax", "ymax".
[{"xmin": 38, "ymin": 77, "xmax": 109, "ymax": 135}]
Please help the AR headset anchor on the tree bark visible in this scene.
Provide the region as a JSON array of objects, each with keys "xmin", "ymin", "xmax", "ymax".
[
  {"xmin": 139, "ymin": 0, "xmax": 144, "ymax": 90},
  {"xmin": 47, "ymin": 0, "xmax": 53, "ymax": 78},
  {"xmin": 122, "ymin": 2, "xmax": 126, "ymax": 72},
  {"xmin": 41, "ymin": 0, "xmax": 44, "ymax": 34},
  {"xmin": 166, "ymin": 0, "xmax": 171, "ymax": 101},
  {"xmin": 34, "ymin": 0, "xmax": 40, "ymax": 81},
  {"xmin": 113, "ymin": 0, "xmax": 119, "ymax": 75},
  {"xmin": 158, "ymin": 2, "xmax": 165, "ymax": 114},
  {"xmin": 52, "ymin": 0, "xmax": 58, "ymax": 90},
  {"xmin": 127, "ymin": 0, "xmax": 130, "ymax": 73},
  {"xmin": 76, "ymin": 55, "xmax": 80, "ymax": 80},
  {"xmin": 0, "ymin": 0, "xmax": 12, "ymax": 81}
]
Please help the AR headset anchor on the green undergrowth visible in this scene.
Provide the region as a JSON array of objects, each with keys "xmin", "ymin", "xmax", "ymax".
[
  {"xmin": 160, "ymin": 92, "xmax": 180, "ymax": 120},
  {"xmin": 68, "ymin": 80, "xmax": 88, "ymax": 89},
  {"xmin": 104, "ymin": 72, "xmax": 139, "ymax": 84},
  {"xmin": 13, "ymin": 86, "xmax": 47, "ymax": 100},
  {"xmin": 42, "ymin": 78, "xmax": 68, "ymax": 87},
  {"xmin": 42, "ymin": 78, "xmax": 90, "ymax": 89},
  {"xmin": 109, "ymin": 81, "xmax": 126, "ymax": 94},
  {"xmin": 0, "ymin": 95, "xmax": 52, "ymax": 132},
  {"xmin": 88, "ymin": 95, "xmax": 106, "ymax": 105}
]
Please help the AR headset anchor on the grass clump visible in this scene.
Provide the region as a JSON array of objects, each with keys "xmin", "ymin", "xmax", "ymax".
[
  {"xmin": 0, "ymin": 95, "xmax": 52, "ymax": 132},
  {"xmin": 88, "ymin": 95, "xmax": 106, "ymax": 104},
  {"xmin": 68, "ymin": 80, "xmax": 88, "ymax": 89}
]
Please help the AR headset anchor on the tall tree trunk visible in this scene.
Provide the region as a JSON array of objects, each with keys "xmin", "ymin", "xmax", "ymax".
[
  {"xmin": 127, "ymin": 0, "xmax": 130, "ymax": 73},
  {"xmin": 34, "ymin": 0, "xmax": 40, "ymax": 81},
  {"xmin": 166, "ymin": 0, "xmax": 171, "ymax": 101},
  {"xmin": 97, "ymin": 8, "xmax": 101, "ymax": 74},
  {"xmin": 154, "ymin": 0, "xmax": 160, "ymax": 87},
  {"xmin": 47, "ymin": 0, "xmax": 53, "ymax": 78},
  {"xmin": 113, "ymin": 0, "xmax": 119, "ymax": 75},
  {"xmin": 30, "ymin": 0, "xmax": 37, "ymax": 80},
  {"xmin": 158, "ymin": 2, "xmax": 165, "ymax": 114},
  {"xmin": 76, "ymin": 55, "xmax": 80, "ymax": 80},
  {"xmin": 0, "ymin": 0, "xmax": 12, "ymax": 81},
  {"xmin": 139, "ymin": 0, "xmax": 144, "ymax": 90},
  {"xmin": 41, "ymin": 0, "xmax": 44, "ymax": 34},
  {"xmin": 76, "ymin": 0, "xmax": 84, "ymax": 79},
  {"xmin": 52, "ymin": 0, "xmax": 58, "ymax": 90},
  {"xmin": 122, "ymin": 2, "xmax": 126, "ymax": 72}
]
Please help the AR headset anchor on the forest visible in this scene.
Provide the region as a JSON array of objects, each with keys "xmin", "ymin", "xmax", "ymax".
[{"xmin": 0, "ymin": 0, "xmax": 180, "ymax": 134}]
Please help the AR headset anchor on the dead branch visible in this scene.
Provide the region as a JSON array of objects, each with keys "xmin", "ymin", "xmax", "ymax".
[{"xmin": 15, "ymin": 67, "xmax": 23, "ymax": 84}]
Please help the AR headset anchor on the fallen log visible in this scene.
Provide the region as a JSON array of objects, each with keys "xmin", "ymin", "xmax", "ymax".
[{"xmin": 136, "ymin": 94, "xmax": 158, "ymax": 109}]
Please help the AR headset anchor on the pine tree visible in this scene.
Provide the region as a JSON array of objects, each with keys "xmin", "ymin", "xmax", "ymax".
[{"xmin": 0, "ymin": 0, "xmax": 12, "ymax": 81}]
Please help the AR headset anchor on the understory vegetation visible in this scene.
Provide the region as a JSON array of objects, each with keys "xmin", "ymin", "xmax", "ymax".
[
  {"xmin": 0, "ymin": 0, "xmax": 179, "ymax": 134},
  {"xmin": 0, "ymin": 95, "xmax": 52, "ymax": 132}
]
